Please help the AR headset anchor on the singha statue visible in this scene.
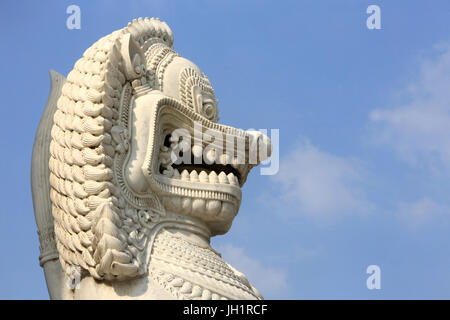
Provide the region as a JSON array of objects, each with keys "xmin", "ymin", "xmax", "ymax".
[{"xmin": 31, "ymin": 17, "xmax": 271, "ymax": 299}]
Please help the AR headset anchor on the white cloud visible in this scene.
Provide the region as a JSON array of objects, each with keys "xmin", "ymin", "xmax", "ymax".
[
  {"xmin": 395, "ymin": 197, "xmax": 450, "ymax": 229},
  {"xmin": 370, "ymin": 43, "xmax": 450, "ymax": 173},
  {"xmin": 216, "ymin": 244, "xmax": 288, "ymax": 298},
  {"xmin": 272, "ymin": 139, "xmax": 372, "ymax": 219}
]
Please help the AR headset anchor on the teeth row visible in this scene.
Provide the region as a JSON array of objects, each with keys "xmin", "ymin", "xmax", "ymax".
[
  {"xmin": 162, "ymin": 168, "xmax": 239, "ymax": 186},
  {"xmin": 160, "ymin": 144, "xmax": 246, "ymax": 169},
  {"xmin": 154, "ymin": 178, "xmax": 239, "ymax": 203}
]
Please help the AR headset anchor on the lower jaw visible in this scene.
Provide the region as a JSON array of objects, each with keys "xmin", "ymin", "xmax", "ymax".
[
  {"xmin": 157, "ymin": 203, "xmax": 235, "ymax": 236},
  {"xmin": 149, "ymin": 174, "xmax": 241, "ymax": 235},
  {"xmin": 161, "ymin": 194, "xmax": 238, "ymax": 222},
  {"xmin": 152, "ymin": 173, "xmax": 242, "ymax": 201}
]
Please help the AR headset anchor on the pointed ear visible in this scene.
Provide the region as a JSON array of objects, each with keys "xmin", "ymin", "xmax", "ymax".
[{"xmin": 121, "ymin": 33, "xmax": 146, "ymax": 80}]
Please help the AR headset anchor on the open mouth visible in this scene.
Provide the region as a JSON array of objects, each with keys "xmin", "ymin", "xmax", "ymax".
[
  {"xmin": 130, "ymin": 97, "xmax": 270, "ymax": 235},
  {"xmin": 157, "ymin": 131, "xmax": 248, "ymax": 187}
]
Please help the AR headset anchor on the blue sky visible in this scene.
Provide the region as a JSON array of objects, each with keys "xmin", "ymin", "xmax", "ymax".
[{"xmin": 1, "ymin": 0, "xmax": 450, "ymax": 299}]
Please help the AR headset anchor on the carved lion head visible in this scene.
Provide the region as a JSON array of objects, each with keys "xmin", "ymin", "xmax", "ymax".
[{"xmin": 49, "ymin": 17, "xmax": 271, "ymax": 281}]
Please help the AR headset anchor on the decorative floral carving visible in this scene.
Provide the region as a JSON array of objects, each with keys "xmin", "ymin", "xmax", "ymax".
[{"xmin": 111, "ymin": 125, "xmax": 130, "ymax": 154}]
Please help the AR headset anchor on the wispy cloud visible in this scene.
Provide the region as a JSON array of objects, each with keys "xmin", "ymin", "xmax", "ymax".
[
  {"xmin": 217, "ymin": 244, "xmax": 288, "ymax": 298},
  {"xmin": 370, "ymin": 43, "xmax": 450, "ymax": 174},
  {"xmin": 271, "ymin": 138, "xmax": 372, "ymax": 220},
  {"xmin": 395, "ymin": 197, "xmax": 450, "ymax": 229}
]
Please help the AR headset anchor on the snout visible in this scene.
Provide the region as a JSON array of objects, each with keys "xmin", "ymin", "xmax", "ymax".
[{"xmin": 245, "ymin": 130, "xmax": 272, "ymax": 163}]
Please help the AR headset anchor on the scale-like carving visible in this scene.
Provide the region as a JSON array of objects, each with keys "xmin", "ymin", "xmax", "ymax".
[{"xmin": 32, "ymin": 17, "xmax": 271, "ymax": 299}]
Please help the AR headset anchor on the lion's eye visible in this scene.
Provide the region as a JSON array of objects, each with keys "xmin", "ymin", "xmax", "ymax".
[{"xmin": 202, "ymin": 102, "xmax": 216, "ymax": 119}]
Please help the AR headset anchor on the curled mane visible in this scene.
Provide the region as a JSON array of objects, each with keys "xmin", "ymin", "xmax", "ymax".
[{"xmin": 49, "ymin": 18, "xmax": 172, "ymax": 280}]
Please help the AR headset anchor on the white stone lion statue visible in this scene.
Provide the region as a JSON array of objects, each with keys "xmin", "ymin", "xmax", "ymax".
[{"xmin": 31, "ymin": 17, "xmax": 271, "ymax": 300}]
